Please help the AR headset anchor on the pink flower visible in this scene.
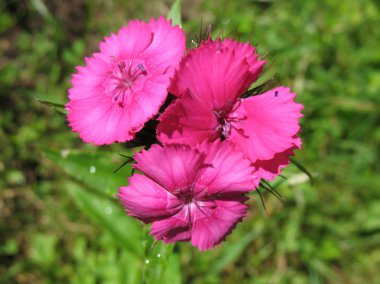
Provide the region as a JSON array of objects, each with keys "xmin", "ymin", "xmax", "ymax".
[
  {"xmin": 117, "ymin": 141, "xmax": 258, "ymax": 251},
  {"xmin": 157, "ymin": 38, "xmax": 303, "ymax": 180},
  {"xmin": 66, "ymin": 17, "xmax": 186, "ymax": 145}
]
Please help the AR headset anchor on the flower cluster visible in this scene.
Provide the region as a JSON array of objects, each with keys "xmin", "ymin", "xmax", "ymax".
[{"xmin": 66, "ymin": 17, "xmax": 303, "ymax": 250}]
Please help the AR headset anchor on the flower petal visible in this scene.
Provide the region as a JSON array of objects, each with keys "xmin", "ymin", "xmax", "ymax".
[
  {"xmin": 100, "ymin": 20, "xmax": 154, "ymax": 59},
  {"xmin": 191, "ymin": 196, "xmax": 248, "ymax": 251},
  {"xmin": 170, "ymin": 42, "xmax": 256, "ymax": 111},
  {"xmin": 229, "ymin": 86, "xmax": 303, "ymax": 162},
  {"xmin": 118, "ymin": 174, "xmax": 182, "ymax": 223},
  {"xmin": 67, "ymin": 74, "xmax": 171, "ymax": 145},
  {"xmin": 253, "ymin": 137, "xmax": 302, "ymax": 180},
  {"xmin": 133, "ymin": 144, "xmax": 206, "ymax": 193},
  {"xmin": 68, "ymin": 54, "xmax": 110, "ymax": 100},
  {"xmin": 150, "ymin": 207, "xmax": 191, "ymax": 242},
  {"xmin": 194, "ymin": 141, "xmax": 258, "ymax": 196},
  {"xmin": 142, "ymin": 17, "xmax": 186, "ymax": 76},
  {"xmin": 67, "ymin": 93, "xmax": 135, "ymax": 144},
  {"xmin": 157, "ymin": 92, "xmax": 220, "ymax": 145},
  {"xmin": 125, "ymin": 73, "xmax": 171, "ymax": 137},
  {"xmin": 201, "ymin": 38, "xmax": 264, "ymax": 78}
]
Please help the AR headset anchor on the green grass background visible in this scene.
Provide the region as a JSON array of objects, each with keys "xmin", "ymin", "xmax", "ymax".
[{"xmin": 1, "ymin": 0, "xmax": 379, "ymax": 283}]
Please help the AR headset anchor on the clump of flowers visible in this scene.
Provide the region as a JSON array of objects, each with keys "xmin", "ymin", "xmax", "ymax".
[
  {"xmin": 157, "ymin": 39, "xmax": 303, "ymax": 181},
  {"xmin": 66, "ymin": 17, "xmax": 303, "ymax": 250}
]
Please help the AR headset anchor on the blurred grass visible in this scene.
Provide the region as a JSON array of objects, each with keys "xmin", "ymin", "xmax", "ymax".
[{"xmin": 1, "ymin": 0, "xmax": 379, "ymax": 283}]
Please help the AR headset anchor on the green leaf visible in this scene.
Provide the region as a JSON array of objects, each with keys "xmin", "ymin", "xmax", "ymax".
[
  {"xmin": 66, "ymin": 182, "xmax": 144, "ymax": 258},
  {"xmin": 167, "ymin": 0, "xmax": 182, "ymax": 27},
  {"xmin": 44, "ymin": 149, "xmax": 132, "ymax": 196},
  {"xmin": 290, "ymin": 158, "xmax": 314, "ymax": 185}
]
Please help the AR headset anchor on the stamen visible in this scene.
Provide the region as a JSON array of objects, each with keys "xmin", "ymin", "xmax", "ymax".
[
  {"xmin": 105, "ymin": 59, "xmax": 148, "ymax": 108},
  {"xmin": 214, "ymin": 99, "xmax": 248, "ymax": 138},
  {"xmin": 137, "ymin": 64, "xmax": 147, "ymax": 75},
  {"xmin": 230, "ymin": 124, "xmax": 249, "ymax": 138}
]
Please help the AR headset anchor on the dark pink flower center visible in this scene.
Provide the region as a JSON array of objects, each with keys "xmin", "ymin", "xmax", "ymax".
[
  {"xmin": 174, "ymin": 186, "xmax": 217, "ymax": 223},
  {"xmin": 214, "ymin": 99, "xmax": 247, "ymax": 138},
  {"xmin": 103, "ymin": 59, "xmax": 148, "ymax": 108},
  {"xmin": 174, "ymin": 187, "xmax": 195, "ymax": 204}
]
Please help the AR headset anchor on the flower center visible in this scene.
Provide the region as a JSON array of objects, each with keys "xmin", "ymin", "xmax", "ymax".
[
  {"xmin": 174, "ymin": 187, "xmax": 194, "ymax": 204},
  {"xmin": 174, "ymin": 186, "xmax": 217, "ymax": 223},
  {"xmin": 103, "ymin": 59, "xmax": 148, "ymax": 108},
  {"xmin": 214, "ymin": 99, "xmax": 247, "ymax": 138}
]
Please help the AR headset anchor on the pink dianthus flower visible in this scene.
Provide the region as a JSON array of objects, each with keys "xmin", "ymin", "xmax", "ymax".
[
  {"xmin": 117, "ymin": 141, "xmax": 258, "ymax": 251},
  {"xmin": 66, "ymin": 17, "xmax": 186, "ymax": 145},
  {"xmin": 157, "ymin": 38, "xmax": 303, "ymax": 180}
]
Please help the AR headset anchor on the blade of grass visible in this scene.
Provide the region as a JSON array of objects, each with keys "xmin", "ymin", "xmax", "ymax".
[
  {"xmin": 37, "ymin": 98, "xmax": 67, "ymax": 114},
  {"xmin": 290, "ymin": 158, "xmax": 314, "ymax": 185},
  {"xmin": 167, "ymin": 0, "xmax": 182, "ymax": 26},
  {"xmin": 256, "ymin": 188, "xmax": 268, "ymax": 215},
  {"xmin": 260, "ymin": 180, "xmax": 284, "ymax": 202}
]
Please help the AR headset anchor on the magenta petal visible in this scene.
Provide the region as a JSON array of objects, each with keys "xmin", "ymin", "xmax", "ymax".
[
  {"xmin": 68, "ymin": 73, "xmax": 169, "ymax": 144},
  {"xmin": 99, "ymin": 20, "xmax": 154, "ymax": 58},
  {"xmin": 253, "ymin": 137, "xmax": 302, "ymax": 180},
  {"xmin": 229, "ymin": 86, "xmax": 303, "ymax": 162},
  {"xmin": 67, "ymin": 94, "xmax": 134, "ymax": 144},
  {"xmin": 133, "ymin": 144, "xmax": 206, "ymax": 193},
  {"xmin": 150, "ymin": 207, "xmax": 191, "ymax": 243},
  {"xmin": 68, "ymin": 54, "xmax": 109, "ymax": 100},
  {"xmin": 157, "ymin": 92, "xmax": 220, "ymax": 145},
  {"xmin": 124, "ymin": 74, "xmax": 171, "ymax": 137},
  {"xmin": 194, "ymin": 141, "xmax": 258, "ymax": 196},
  {"xmin": 118, "ymin": 174, "xmax": 182, "ymax": 223},
  {"xmin": 142, "ymin": 17, "xmax": 186, "ymax": 76},
  {"xmin": 201, "ymin": 38, "xmax": 265, "ymax": 81},
  {"xmin": 191, "ymin": 196, "xmax": 248, "ymax": 251},
  {"xmin": 170, "ymin": 42, "xmax": 255, "ymax": 110}
]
